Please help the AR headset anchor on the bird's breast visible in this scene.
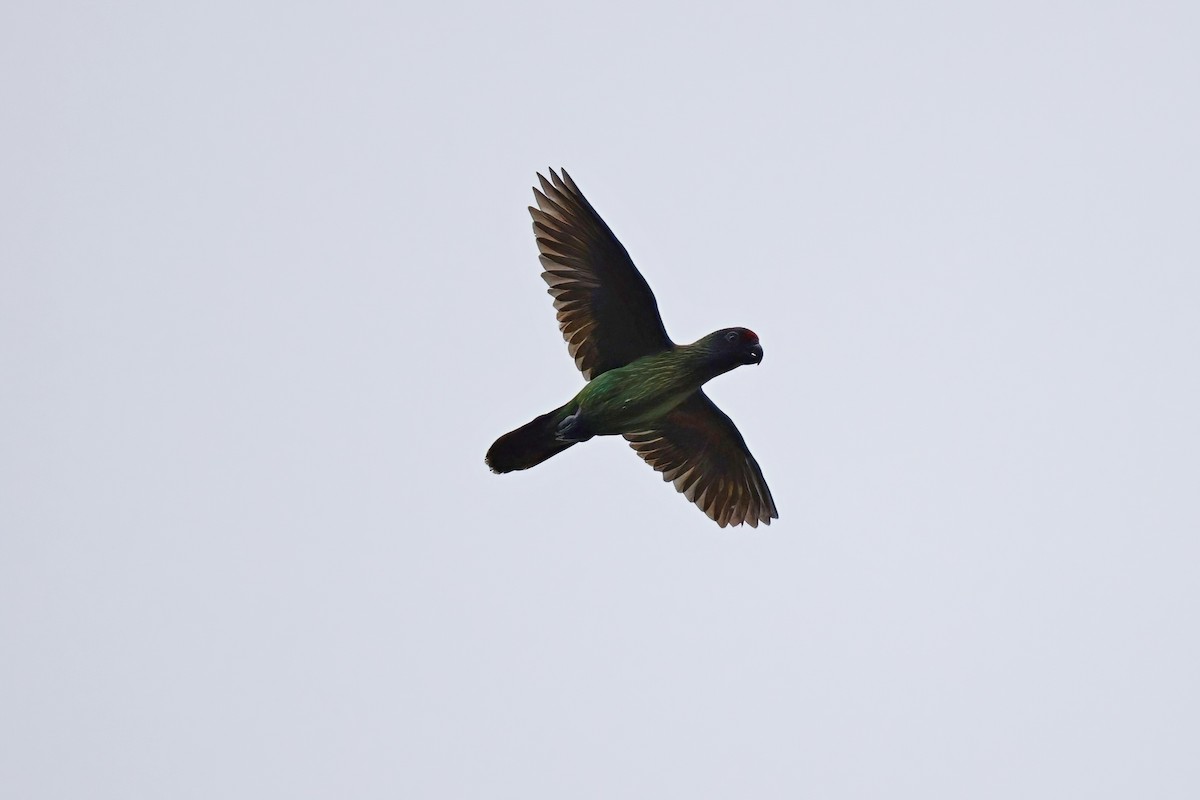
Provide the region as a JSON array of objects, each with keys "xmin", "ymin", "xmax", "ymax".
[{"xmin": 574, "ymin": 364, "xmax": 700, "ymax": 435}]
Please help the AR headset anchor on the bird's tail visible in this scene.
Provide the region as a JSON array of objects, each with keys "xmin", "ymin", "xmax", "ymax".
[{"xmin": 486, "ymin": 404, "xmax": 575, "ymax": 473}]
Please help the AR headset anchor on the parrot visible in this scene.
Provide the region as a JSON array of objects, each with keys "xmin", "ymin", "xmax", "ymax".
[{"xmin": 485, "ymin": 169, "xmax": 778, "ymax": 528}]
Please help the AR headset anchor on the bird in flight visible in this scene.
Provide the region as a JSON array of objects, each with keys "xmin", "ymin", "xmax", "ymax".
[{"xmin": 486, "ymin": 169, "xmax": 778, "ymax": 528}]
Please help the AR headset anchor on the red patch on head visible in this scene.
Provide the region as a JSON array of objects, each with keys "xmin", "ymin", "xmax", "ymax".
[{"xmin": 742, "ymin": 329, "xmax": 759, "ymax": 344}]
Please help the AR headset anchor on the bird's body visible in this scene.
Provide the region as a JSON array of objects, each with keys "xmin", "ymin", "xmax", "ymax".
[
  {"xmin": 567, "ymin": 335, "xmax": 748, "ymax": 435},
  {"xmin": 486, "ymin": 169, "xmax": 778, "ymax": 528}
]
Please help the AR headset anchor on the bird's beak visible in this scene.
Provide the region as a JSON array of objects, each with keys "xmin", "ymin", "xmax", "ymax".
[{"xmin": 748, "ymin": 343, "xmax": 763, "ymax": 364}]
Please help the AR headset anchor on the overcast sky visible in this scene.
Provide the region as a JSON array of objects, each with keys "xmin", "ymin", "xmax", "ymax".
[{"xmin": 2, "ymin": 1, "xmax": 1198, "ymax": 797}]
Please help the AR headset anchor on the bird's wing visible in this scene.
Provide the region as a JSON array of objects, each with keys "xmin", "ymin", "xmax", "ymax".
[
  {"xmin": 530, "ymin": 168, "xmax": 673, "ymax": 380},
  {"xmin": 624, "ymin": 391, "xmax": 778, "ymax": 528}
]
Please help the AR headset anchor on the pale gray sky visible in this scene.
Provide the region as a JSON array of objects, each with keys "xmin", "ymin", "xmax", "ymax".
[{"xmin": 2, "ymin": 1, "xmax": 1198, "ymax": 797}]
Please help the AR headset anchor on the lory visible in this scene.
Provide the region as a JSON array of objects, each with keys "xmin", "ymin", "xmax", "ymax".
[{"xmin": 486, "ymin": 169, "xmax": 778, "ymax": 528}]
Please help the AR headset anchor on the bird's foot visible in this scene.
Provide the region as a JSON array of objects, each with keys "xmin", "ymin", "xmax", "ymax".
[{"xmin": 555, "ymin": 410, "xmax": 594, "ymax": 443}]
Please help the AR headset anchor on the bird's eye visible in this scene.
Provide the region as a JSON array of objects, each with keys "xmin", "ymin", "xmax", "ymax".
[{"xmin": 725, "ymin": 331, "xmax": 739, "ymax": 342}]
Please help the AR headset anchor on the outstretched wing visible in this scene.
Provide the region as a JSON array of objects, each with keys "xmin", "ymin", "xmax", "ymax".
[
  {"xmin": 531, "ymin": 169, "xmax": 673, "ymax": 380},
  {"xmin": 624, "ymin": 391, "xmax": 778, "ymax": 528}
]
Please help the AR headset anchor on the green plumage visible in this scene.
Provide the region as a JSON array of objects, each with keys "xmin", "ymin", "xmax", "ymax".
[
  {"xmin": 486, "ymin": 169, "xmax": 778, "ymax": 528},
  {"xmin": 567, "ymin": 340, "xmax": 730, "ymax": 435}
]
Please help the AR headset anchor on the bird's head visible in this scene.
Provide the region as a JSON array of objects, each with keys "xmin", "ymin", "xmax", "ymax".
[{"xmin": 707, "ymin": 327, "xmax": 763, "ymax": 367}]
